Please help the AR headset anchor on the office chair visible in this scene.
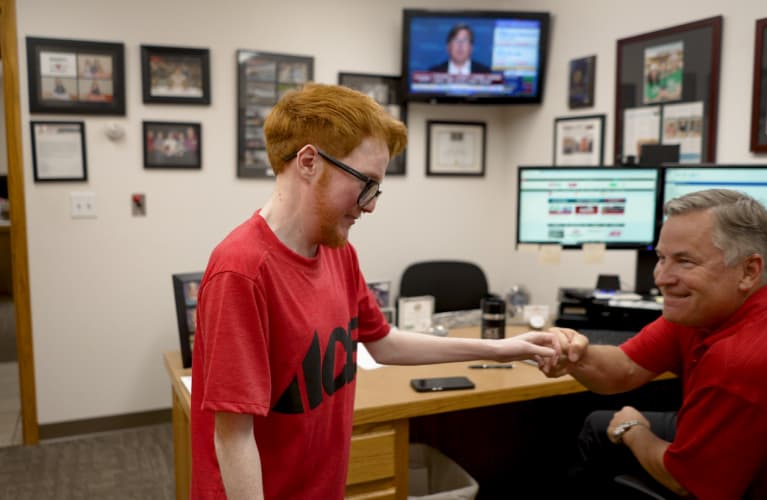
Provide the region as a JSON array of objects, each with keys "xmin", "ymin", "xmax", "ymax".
[{"xmin": 399, "ymin": 260, "xmax": 489, "ymax": 313}]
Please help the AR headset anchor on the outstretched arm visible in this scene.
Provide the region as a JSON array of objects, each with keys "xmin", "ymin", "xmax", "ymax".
[{"xmin": 364, "ymin": 327, "xmax": 559, "ymax": 365}]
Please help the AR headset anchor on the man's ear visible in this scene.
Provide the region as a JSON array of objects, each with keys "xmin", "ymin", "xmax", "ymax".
[
  {"xmin": 295, "ymin": 145, "xmax": 318, "ymax": 181},
  {"xmin": 738, "ymin": 254, "xmax": 764, "ymax": 291}
]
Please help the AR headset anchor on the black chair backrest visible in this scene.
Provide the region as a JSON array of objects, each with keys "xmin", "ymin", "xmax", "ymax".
[{"xmin": 399, "ymin": 260, "xmax": 489, "ymax": 313}]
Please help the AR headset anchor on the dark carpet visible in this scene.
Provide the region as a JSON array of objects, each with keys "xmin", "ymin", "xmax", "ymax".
[{"xmin": 0, "ymin": 423, "xmax": 174, "ymax": 499}]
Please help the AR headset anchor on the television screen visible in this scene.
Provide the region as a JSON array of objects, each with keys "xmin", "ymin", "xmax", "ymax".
[
  {"xmin": 662, "ymin": 165, "xmax": 767, "ymax": 208},
  {"xmin": 517, "ymin": 167, "xmax": 661, "ymax": 248},
  {"xmin": 402, "ymin": 9, "xmax": 550, "ymax": 104}
]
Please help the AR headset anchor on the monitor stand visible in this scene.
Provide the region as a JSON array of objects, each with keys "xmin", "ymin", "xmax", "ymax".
[{"xmin": 634, "ymin": 249, "xmax": 658, "ymax": 295}]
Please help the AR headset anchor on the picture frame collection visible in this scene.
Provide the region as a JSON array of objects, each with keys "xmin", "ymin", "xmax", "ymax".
[
  {"xmin": 614, "ymin": 16, "xmax": 723, "ymax": 165},
  {"xmin": 25, "ymin": 16, "xmax": 767, "ymax": 187}
]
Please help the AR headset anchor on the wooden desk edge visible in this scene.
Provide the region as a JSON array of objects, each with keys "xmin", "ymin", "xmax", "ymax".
[{"xmin": 164, "ymin": 352, "xmax": 191, "ymax": 419}]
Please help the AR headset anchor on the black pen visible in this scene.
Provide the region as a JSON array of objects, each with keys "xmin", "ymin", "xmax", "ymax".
[{"xmin": 469, "ymin": 363, "xmax": 514, "ymax": 369}]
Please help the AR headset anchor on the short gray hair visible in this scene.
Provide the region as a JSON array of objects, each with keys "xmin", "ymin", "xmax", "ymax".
[{"xmin": 664, "ymin": 189, "xmax": 767, "ymax": 281}]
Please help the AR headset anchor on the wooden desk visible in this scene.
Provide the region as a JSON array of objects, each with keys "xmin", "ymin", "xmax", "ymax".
[{"xmin": 163, "ymin": 326, "xmax": 673, "ymax": 499}]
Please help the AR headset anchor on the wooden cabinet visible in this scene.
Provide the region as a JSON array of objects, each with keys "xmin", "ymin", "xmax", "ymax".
[{"xmin": 346, "ymin": 420, "xmax": 408, "ymax": 500}]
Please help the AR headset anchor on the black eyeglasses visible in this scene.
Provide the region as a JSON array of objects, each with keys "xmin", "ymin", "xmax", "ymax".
[{"xmin": 315, "ymin": 148, "xmax": 382, "ymax": 208}]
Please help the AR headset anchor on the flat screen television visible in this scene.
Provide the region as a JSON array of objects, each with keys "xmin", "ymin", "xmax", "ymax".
[
  {"xmin": 402, "ymin": 9, "xmax": 550, "ymax": 104},
  {"xmin": 662, "ymin": 165, "xmax": 767, "ymax": 208},
  {"xmin": 516, "ymin": 166, "xmax": 661, "ymax": 249}
]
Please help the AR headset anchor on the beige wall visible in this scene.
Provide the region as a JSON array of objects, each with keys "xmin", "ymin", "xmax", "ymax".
[{"xmin": 15, "ymin": 0, "xmax": 767, "ymax": 423}]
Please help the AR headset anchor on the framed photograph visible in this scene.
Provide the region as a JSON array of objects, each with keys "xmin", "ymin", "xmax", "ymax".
[
  {"xmin": 751, "ymin": 18, "xmax": 767, "ymax": 153},
  {"xmin": 30, "ymin": 121, "xmax": 87, "ymax": 182},
  {"xmin": 367, "ymin": 281, "xmax": 392, "ymax": 309},
  {"xmin": 143, "ymin": 121, "xmax": 202, "ymax": 169},
  {"xmin": 381, "ymin": 308, "xmax": 395, "ymax": 325},
  {"xmin": 426, "ymin": 121, "xmax": 486, "ymax": 177},
  {"xmin": 569, "ymin": 55, "xmax": 596, "ymax": 109},
  {"xmin": 338, "ymin": 72, "xmax": 407, "ymax": 175},
  {"xmin": 26, "ymin": 37, "xmax": 125, "ymax": 115},
  {"xmin": 615, "ymin": 17, "xmax": 722, "ymax": 164},
  {"xmin": 397, "ymin": 295, "xmax": 435, "ymax": 332},
  {"xmin": 172, "ymin": 272, "xmax": 203, "ymax": 368},
  {"xmin": 237, "ymin": 50, "xmax": 313, "ymax": 178},
  {"xmin": 141, "ymin": 45, "xmax": 210, "ymax": 105},
  {"xmin": 553, "ymin": 114, "xmax": 605, "ymax": 166}
]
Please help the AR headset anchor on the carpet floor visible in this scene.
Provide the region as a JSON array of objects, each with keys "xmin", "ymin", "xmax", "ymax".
[{"xmin": 0, "ymin": 423, "xmax": 174, "ymax": 499}]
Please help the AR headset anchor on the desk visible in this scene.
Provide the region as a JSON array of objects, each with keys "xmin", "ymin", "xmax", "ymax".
[{"xmin": 163, "ymin": 326, "xmax": 675, "ymax": 499}]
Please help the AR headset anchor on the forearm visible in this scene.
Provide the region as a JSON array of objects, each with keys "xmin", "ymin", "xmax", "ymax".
[
  {"xmin": 622, "ymin": 426, "xmax": 689, "ymax": 496},
  {"xmin": 365, "ymin": 328, "xmax": 498, "ymax": 365},
  {"xmin": 214, "ymin": 414, "xmax": 264, "ymax": 499},
  {"xmin": 569, "ymin": 345, "xmax": 649, "ymax": 394}
]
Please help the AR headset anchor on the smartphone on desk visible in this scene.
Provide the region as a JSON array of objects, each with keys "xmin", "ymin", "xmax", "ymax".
[{"xmin": 410, "ymin": 376, "xmax": 475, "ymax": 392}]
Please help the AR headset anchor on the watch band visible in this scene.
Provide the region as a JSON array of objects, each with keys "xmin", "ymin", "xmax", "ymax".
[{"xmin": 612, "ymin": 419, "xmax": 646, "ymax": 444}]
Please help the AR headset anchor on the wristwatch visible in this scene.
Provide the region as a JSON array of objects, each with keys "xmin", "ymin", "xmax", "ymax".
[{"xmin": 612, "ymin": 419, "xmax": 646, "ymax": 443}]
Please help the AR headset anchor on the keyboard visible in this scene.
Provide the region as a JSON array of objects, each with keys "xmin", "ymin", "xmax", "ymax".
[{"xmin": 579, "ymin": 328, "xmax": 637, "ymax": 346}]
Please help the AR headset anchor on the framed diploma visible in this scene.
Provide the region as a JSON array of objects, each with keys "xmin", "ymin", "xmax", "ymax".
[
  {"xmin": 30, "ymin": 121, "xmax": 87, "ymax": 182},
  {"xmin": 426, "ymin": 121, "xmax": 486, "ymax": 177}
]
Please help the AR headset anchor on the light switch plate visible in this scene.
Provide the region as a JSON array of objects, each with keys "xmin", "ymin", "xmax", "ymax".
[{"xmin": 70, "ymin": 192, "xmax": 96, "ymax": 219}]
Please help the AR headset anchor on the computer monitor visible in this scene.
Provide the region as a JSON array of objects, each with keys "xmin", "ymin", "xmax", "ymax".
[
  {"xmin": 516, "ymin": 166, "xmax": 661, "ymax": 249},
  {"xmin": 662, "ymin": 165, "xmax": 767, "ymax": 208}
]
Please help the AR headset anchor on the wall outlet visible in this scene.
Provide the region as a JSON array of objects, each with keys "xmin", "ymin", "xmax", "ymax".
[{"xmin": 70, "ymin": 192, "xmax": 97, "ymax": 219}]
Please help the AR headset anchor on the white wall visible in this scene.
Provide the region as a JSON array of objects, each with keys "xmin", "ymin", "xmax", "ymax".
[{"xmin": 15, "ymin": 0, "xmax": 767, "ymax": 424}]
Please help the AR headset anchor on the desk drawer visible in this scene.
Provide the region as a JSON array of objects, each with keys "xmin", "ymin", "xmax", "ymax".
[{"xmin": 347, "ymin": 423, "xmax": 396, "ymax": 485}]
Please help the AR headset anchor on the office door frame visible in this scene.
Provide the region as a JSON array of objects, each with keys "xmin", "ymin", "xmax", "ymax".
[{"xmin": 1, "ymin": 0, "xmax": 40, "ymax": 445}]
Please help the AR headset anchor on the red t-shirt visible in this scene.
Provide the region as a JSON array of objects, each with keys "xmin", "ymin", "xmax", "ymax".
[
  {"xmin": 621, "ymin": 286, "xmax": 767, "ymax": 499},
  {"xmin": 190, "ymin": 212, "xmax": 390, "ymax": 499}
]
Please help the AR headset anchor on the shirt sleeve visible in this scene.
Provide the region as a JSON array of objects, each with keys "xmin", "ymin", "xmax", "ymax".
[
  {"xmin": 345, "ymin": 244, "xmax": 390, "ymax": 344},
  {"xmin": 354, "ymin": 270, "xmax": 391, "ymax": 343},
  {"xmin": 197, "ymin": 271, "xmax": 272, "ymax": 416},
  {"xmin": 620, "ymin": 317, "xmax": 683, "ymax": 374}
]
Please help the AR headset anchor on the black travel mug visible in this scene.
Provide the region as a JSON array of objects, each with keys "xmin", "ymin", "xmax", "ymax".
[{"xmin": 481, "ymin": 295, "xmax": 506, "ymax": 339}]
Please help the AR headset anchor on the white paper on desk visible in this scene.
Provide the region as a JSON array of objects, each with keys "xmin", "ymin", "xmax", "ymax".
[
  {"xmin": 181, "ymin": 375, "xmax": 192, "ymax": 394},
  {"xmin": 357, "ymin": 343, "xmax": 384, "ymax": 370}
]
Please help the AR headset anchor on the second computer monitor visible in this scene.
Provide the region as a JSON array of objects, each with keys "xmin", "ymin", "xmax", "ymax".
[{"xmin": 662, "ymin": 165, "xmax": 767, "ymax": 207}]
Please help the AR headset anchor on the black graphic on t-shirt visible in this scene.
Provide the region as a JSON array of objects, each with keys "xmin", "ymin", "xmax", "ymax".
[{"xmin": 273, "ymin": 317, "xmax": 359, "ymax": 414}]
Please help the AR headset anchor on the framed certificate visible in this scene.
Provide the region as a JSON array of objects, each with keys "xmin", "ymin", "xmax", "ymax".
[
  {"xmin": 30, "ymin": 121, "xmax": 87, "ymax": 182},
  {"xmin": 426, "ymin": 121, "xmax": 486, "ymax": 177},
  {"xmin": 397, "ymin": 295, "xmax": 435, "ymax": 332}
]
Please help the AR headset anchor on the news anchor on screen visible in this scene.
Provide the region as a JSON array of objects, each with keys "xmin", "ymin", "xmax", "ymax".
[{"xmin": 429, "ymin": 23, "xmax": 491, "ymax": 74}]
